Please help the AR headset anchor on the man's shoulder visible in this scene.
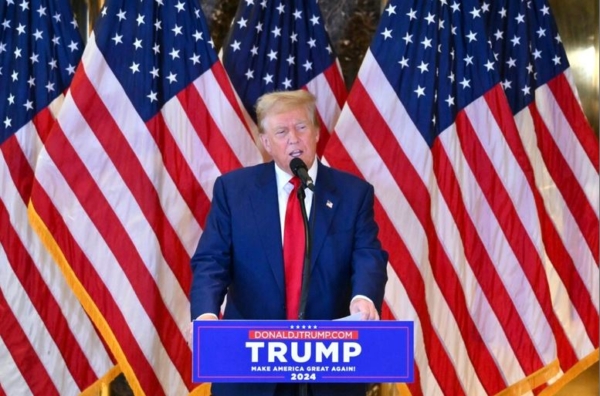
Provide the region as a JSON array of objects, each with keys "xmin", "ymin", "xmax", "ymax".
[
  {"xmin": 220, "ymin": 162, "xmax": 271, "ymax": 180},
  {"xmin": 320, "ymin": 162, "xmax": 372, "ymax": 189},
  {"xmin": 216, "ymin": 162, "xmax": 273, "ymax": 191}
]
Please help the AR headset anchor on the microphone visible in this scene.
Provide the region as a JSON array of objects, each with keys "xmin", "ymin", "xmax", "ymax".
[{"xmin": 290, "ymin": 158, "xmax": 315, "ymax": 191}]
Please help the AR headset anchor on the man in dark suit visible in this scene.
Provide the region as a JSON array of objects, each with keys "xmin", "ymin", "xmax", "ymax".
[{"xmin": 189, "ymin": 90, "xmax": 388, "ymax": 396}]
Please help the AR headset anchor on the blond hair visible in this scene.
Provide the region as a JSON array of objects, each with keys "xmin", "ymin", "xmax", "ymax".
[{"xmin": 255, "ymin": 90, "xmax": 319, "ymax": 134}]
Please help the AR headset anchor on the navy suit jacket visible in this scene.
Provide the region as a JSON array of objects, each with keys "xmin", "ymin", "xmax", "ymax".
[{"xmin": 190, "ymin": 161, "xmax": 388, "ymax": 396}]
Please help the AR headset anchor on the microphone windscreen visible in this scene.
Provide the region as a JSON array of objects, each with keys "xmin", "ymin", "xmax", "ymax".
[{"xmin": 290, "ymin": 158, "xmax": 307, "ymax": 176}]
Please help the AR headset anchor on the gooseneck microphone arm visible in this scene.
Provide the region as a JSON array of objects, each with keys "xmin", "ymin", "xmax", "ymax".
[
  {"xmin": 291, "ymin": 159, "xmax": 313, "ymax": 396},
  {"xmin": 296, "ymin": 184, "xmax": 311, "ymax": 321},
  {"xmin": 298, "ymin": 184, "xmax": 312, "ymax": 396}
]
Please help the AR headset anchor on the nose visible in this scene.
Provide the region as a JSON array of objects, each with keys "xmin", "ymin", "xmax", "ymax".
[{"xmin": 287, "ymin": 128, "xmax": 299, "ymax": 143}]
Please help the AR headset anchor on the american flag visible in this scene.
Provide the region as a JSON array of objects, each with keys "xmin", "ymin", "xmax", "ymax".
[
  {"xmin": 221, "ymin": 0, "xmax": 347, "ymax": 155},
  {"xmin": 0, "ymin": 0, "xmax": 113, "ymax": 394},
  {"xmin": 483, "ymin": 0, "xmax": 599, "ymax": 385},
  {"xmin": 28, "ymin": 0, "xmax": 262, "ymax": 394},
  {"xmin": 323, "ymin": 0, "xmax": 597, "ymax": 393}
]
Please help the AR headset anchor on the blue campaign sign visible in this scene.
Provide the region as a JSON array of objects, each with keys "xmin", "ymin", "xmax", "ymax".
[{"xmin": 192, "ymin": 320, "xmax": 414, "ymax": 383}]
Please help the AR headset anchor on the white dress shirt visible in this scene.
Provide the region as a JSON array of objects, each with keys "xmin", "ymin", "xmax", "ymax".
[{"xmin": 274, "ymin": 160, "xmax": 318, "ymax": 243}]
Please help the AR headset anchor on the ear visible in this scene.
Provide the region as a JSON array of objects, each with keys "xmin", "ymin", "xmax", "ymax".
[{"xmin": 260, "ymin": 133, "xmax": 272, "ymax": 154}]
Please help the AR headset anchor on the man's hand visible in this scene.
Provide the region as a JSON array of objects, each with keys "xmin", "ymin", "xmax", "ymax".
[
  {"xmin": 349, "ymin": 297, "xmax": 379, "ymax": 320},
  {"xmin": 188, "ymin": 314, "xmax": 218, "ymax": 346}
]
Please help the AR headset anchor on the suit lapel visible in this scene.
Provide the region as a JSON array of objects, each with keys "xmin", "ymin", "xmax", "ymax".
[
  {"xmin": 249, "ymin": 162, "xmax": 286, "ymax": 293},
  {"xmin": 310, "ymin": 163, "xmax": 339, "ymax": 269}
]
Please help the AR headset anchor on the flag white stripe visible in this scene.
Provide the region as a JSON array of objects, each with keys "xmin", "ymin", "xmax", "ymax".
[
  {"xmin": 535, "ymin": 83, "xmax": 599, "ymax": 208},
  {"xmin": 34, "ymin": 137, "xmax": 187, "ymax": 395},
  {"xmin": 0, "ymin": 333, "xmax": 33, "ymax": 396},
  {"xmin": 192, "ymin": 69, "xmax": 262, "ymax": 166},
  {"xmin": 81, "ymin": 37, "xmax": 198, "ymax": 249},
  {"xmin": 464, "ymin": 98, "xmax": 543, "ymax": 249},
  {"xmin": 306, "ymin": 72, "xmax": 342, "ymax": 131},
  {"xmin": 439, "ymin": 116, "xmax": 556, "ymax": 365},
  {"xmin": 54, "ymin": 89, "xmax": 191, "ymax": 339},
  {"xmin": 2, "ymin": 143, "xmax": 112, "ymax": 381},
  {"xmin": 425, "ymin": 137, "xmax": 530, "ymax": 383},
  {"xmin": 515, "ymin": 108, "xmax": 599, "ymax": 310},
  {"xmin": 1, "ymin": 249, "xmax": 78, "ymax": 393},
  {"xmin": 160, "ymin": 96, "xmax": 214, "ymax": 241},
  {"xmin": 358, "ymin": 52, "xmax": 434, "ymax": 179},
  {"xmin": 383, "ymin": 266, "xmax": 443, "ymax": 396},
  {"xmin": 334, "ymin": 100, "xmax": 487, "ymax": 394},
  {"xmin": 545, "ymin": 264, "xmax": 594, "ymax": 359}
]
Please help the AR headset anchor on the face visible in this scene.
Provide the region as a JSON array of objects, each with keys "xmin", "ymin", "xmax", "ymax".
[{"xmin": 260, "ymin": 106, "xmax": 320, "ymax": 175}]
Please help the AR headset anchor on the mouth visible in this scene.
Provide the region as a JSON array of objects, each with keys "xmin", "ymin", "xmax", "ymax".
[{"xmin": 289, "ymin": 150, "xmax": 303, "ymax": 157}]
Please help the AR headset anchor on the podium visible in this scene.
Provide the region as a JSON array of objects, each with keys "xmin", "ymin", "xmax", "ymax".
[{"xmin": 192, "ymin": 320, "xmax": 414, "ymax": 384}]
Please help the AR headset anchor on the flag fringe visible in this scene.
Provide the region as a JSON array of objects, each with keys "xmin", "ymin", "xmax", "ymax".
[
  {"xmin": 188, "ymin": 383, "xmax": 212, "ymax": 396},
  {"xmin": 381, "ymin": 382, "xmax": 411, "ymax": 396},
  {"xmin": 539, "ymin": 349, "xmax": 599, "ymax": 395},
  {"xmin": 382, "ymin": 359, "xmax": 563, "ymax": 396},
  {"xmin": 79, "ymin": 365, "xmax": 122, "ymax": 396},
  {"xmin": 496, "ymin": 359, "xmax": 561, "ymax": 396},
  {"xmin": 27, "ymin": 202, "xmax": 145, "ymax": 396}
]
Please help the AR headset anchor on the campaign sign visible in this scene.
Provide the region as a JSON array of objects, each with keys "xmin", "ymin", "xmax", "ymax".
[{"xmin": 192, "ymin": 320, "xmax": 413, "ymax": 383}]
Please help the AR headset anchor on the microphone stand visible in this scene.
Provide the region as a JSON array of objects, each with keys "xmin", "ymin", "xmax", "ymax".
[{"xmin": 296, "ymin": 184, "xmax": 312, "ymax": 396}]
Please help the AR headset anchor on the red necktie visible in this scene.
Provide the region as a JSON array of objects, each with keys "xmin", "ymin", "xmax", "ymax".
[{"xmin": 283, "ymin": 176, "xmax": 305, "ymax": 319}]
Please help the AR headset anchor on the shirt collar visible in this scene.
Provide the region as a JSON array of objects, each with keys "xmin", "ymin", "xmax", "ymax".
[{"xmin": 274, "ymin": 159, "xmax": 318, "ymax": 192}]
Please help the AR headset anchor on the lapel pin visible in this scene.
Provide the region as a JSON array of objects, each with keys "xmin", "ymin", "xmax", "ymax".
[{"xmin": 326, "ymin": 200, "xmax": 333, "ymax": 209}]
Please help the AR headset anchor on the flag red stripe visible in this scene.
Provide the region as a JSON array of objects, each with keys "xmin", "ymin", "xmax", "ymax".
[
  {"xmin": 30, "ymin": 178, "xmax": 165, "ymax": 394},
  {"xmin": 547, "ymin": 74, "xmax": 599, "ymax": 168},
  {"xmin": 37, "ymin": 124, "xmax": 187, "ymax": 393},
  {"xmin": 322, "ymin": 63, "xmax": 347, "ymax": 108},
  {"xmin": 177, "ymin": 78, "xmax": 243, "ymax": 175},
  {"xmin": 537, "ymin": 201, "xmax": 599, "ymax": 344},
  {"xmin": 1, "ymin": 135, "xmax": 100, "ymax": 388},
  {"xmin": 315, "ymin": 112, "xmax": 330, "ymax": 156},
  {"xmin": 1, "ymin": 215, "xmax": 97, "ymax": 389},
  {"xmin": 0, "ymin": 137, "xmax": 32, "ymax": 204},
  {"xmin": 407, "ymin": 361, "xmax": 423, "ymax": 396},
  {"xmin": 349, "ymin": 82, "xmax": 507, "ymax": 393},
  {"xmin": 377, "ymin": 197, "xmax": 467, "ymax": 395},
  {"xmin": 328, "ymin": 132, "xmax": 462, "ymax": 394},
  {"xmin": 528, "ymin": 103, "xmax": 599, "ymax": 261},
  {"xmin": 457, "ymin": 96, "xmax": 578, "ymax": 370},
  {"xmin": 210, "ymin": 62, "xmax": 254, "ymax": 139},
  {"xmin": 486, "ymin": 86, "xmax": 599, "ymax": 351},
  {"xmin": 145, "ymin": 111, "xmax": 211, "ymax": 229},
  {"xmin": 432, "ymin": 141, "xmax": 545, "ymax": 375},
  {"xmin": 72, "ymin": 66, "xmax": 191, "ymax": 293},
  {"xmin": 0, "ymin": 247, "xmax": 58, "ymax": 396},
  {"xmin": 33, "ymin": 107, "xmax": 57, "ymax": 144}
]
